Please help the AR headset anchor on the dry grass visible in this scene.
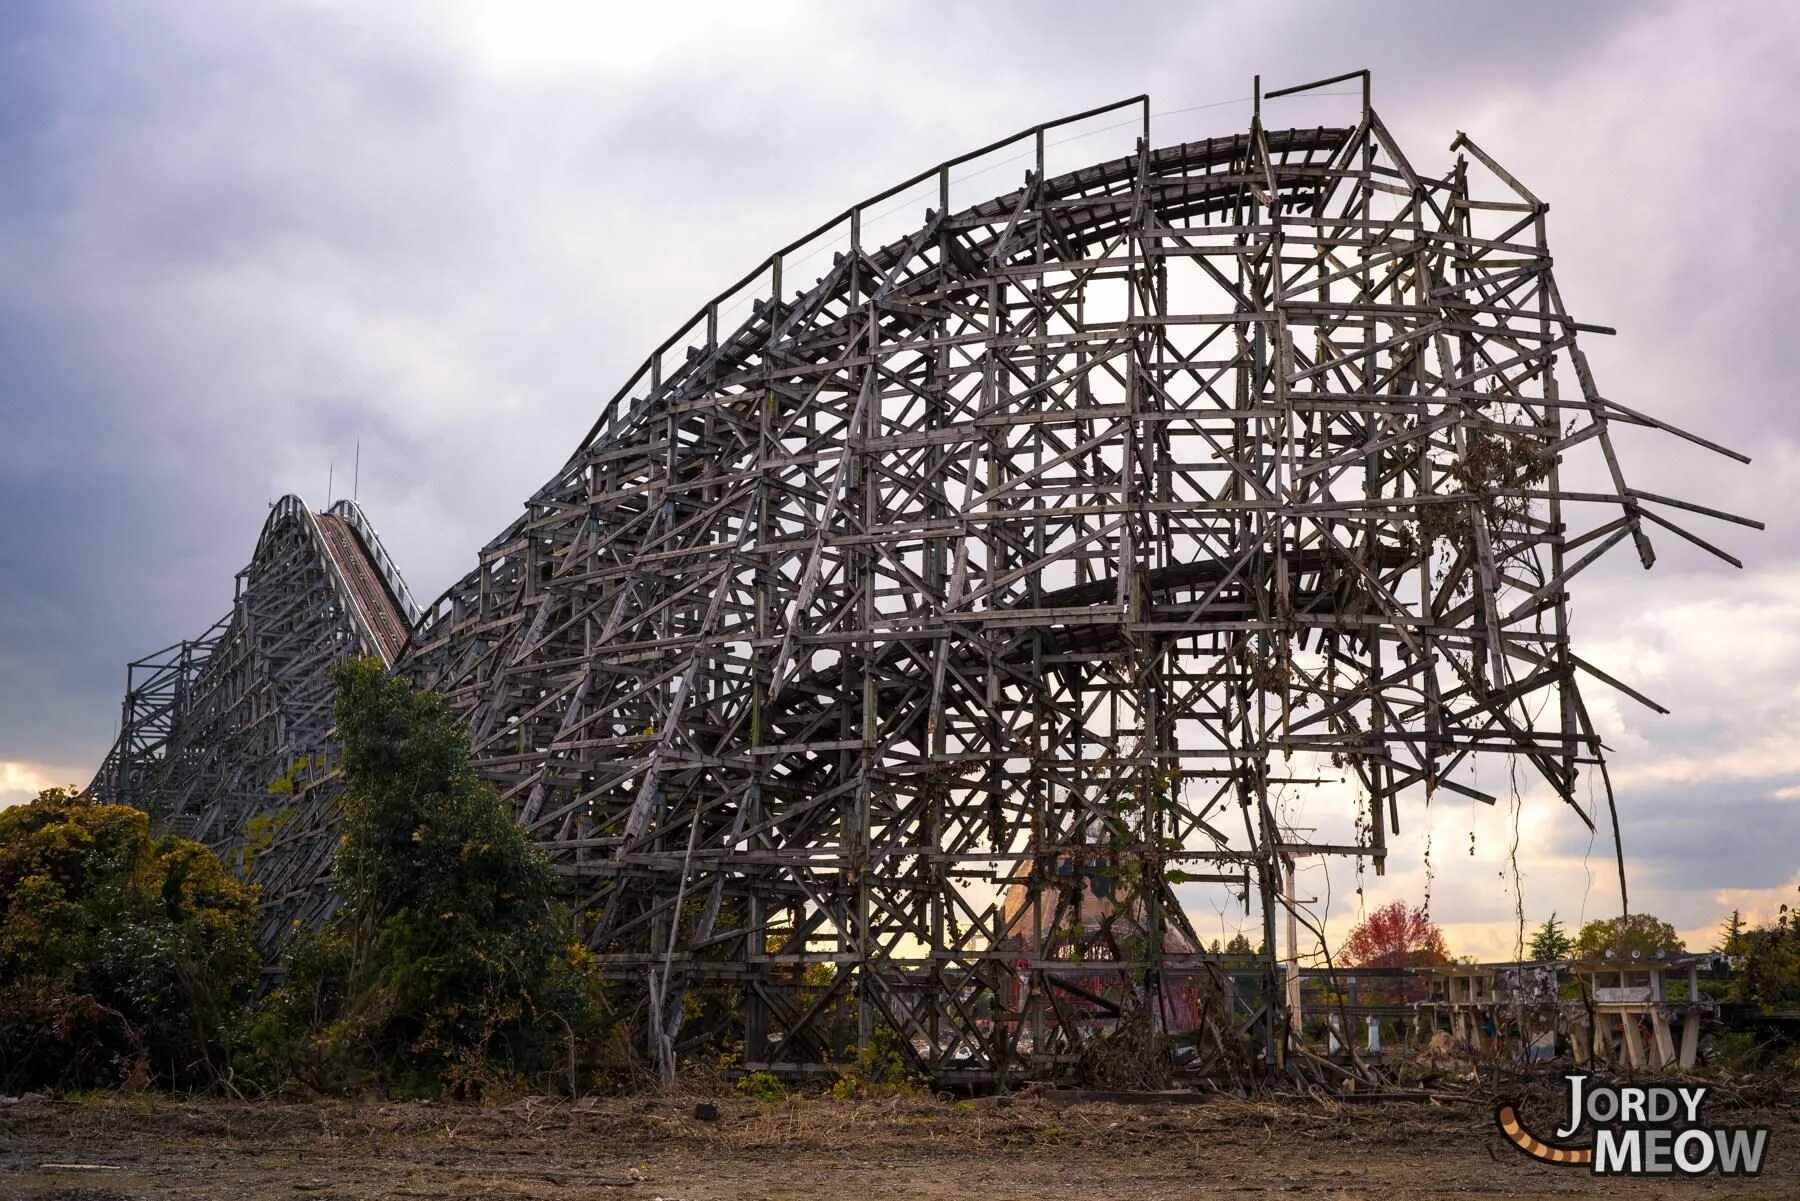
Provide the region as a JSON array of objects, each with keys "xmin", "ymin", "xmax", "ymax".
[{"xmin": 1, "ymin": 1084, "xmax": 1795, "ymax": 1200}]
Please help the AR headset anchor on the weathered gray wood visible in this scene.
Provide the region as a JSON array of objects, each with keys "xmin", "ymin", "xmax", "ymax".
[{"xmin": 88, "ymin": 77, "xmax": 1752, "ymax": 1085}]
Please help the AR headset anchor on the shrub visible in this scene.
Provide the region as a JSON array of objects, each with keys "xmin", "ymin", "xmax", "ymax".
[
  {"xmin": 1711, "ymin": 1031, "xmax": 1766, "ymax": 1072},
  {"xmin": 735, "ymin": 1070, "xmax": 787, "ymax": 1101},
  {"xmin": 828, "ymin": 1025, "xmax": 925, "ymax": 1099},
  {"xmin": 0, "ymin": 788, "xmax": 260, "ymax": 1092}
]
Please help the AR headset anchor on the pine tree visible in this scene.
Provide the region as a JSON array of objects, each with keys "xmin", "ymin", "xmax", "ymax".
[
  {"xmin": 1715, "ymin": 909, "xmax": 1747, "ymax": 956},
  {"xmin": 1528, "ymin": 912, "xmax": 1574, "ymax": 961}
]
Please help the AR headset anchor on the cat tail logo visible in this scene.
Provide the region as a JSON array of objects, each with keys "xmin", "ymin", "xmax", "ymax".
[
  {"xmin": 1496, "ymin": 1078, "xmax": 1769, "ymax": 1177},
  {"xmin": 1496, "ymin": 1102, "xmax": 1592, "ymax": 1167}
]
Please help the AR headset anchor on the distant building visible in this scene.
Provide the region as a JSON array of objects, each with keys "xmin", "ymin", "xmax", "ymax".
[{"xmin": 991, "ymin": 855, "xmax": 1208, "ymax": 1034}]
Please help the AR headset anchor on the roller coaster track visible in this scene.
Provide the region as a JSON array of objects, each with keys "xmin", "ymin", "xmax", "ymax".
[
  {"xmin": 88, "ymin": 75, "xmax": 1757, "ymax": 1082},
  {"xmin": 315, "ymin": 511, "xmax": 411, "ymax": 663},
  {"xmin": 89, "ymin": 496, "xmax": 417, "ymax": 933}
]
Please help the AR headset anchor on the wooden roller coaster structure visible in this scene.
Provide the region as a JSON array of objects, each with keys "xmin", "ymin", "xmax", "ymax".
[{"xmin": 90, "ymin": 73, "xmax": 1758, "ymax": 1083}]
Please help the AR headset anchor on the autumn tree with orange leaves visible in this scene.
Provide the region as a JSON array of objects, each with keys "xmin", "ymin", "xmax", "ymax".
[{"xmin": 1341, "ymin": 900, "xmax": 1449, "ymax": 1003}]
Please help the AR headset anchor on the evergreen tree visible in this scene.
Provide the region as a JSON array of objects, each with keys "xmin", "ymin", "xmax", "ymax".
[
  {"xmin": 1715, "ymin": 909, "xmax": 1748, "ymax": 956},
  {"xmin": 1528, "ymin": 912, "xmax": 1574, "ymax": 961},
  {"xmin": 254, "ymin": 659, "xmax": 597, "ymax": 1094}
]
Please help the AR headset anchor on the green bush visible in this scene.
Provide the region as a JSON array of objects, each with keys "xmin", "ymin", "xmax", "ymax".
[
  {"xmin": 735, "ymin": 1070, "xmax": 787, "ymax": 1101},
  {"xmin": 0, "ymin": 788, "xmax": 261, "ymax": 1092},
  {"xmin": 829, "ymin": 1025, "xmax": 925, "ymax": 1099},
  {"xmin": 1711, "ymin": 1031, "xmax": 1766, "ymax": 1072},
  {"xmin": 251, "ymin": 659, "xmax": 601, "ymax": 1096}
]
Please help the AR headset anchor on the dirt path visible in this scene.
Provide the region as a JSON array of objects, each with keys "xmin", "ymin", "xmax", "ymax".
[{"xmin": 3, "ymin": 1091, "xmax": 1795, "ymax": 1200}]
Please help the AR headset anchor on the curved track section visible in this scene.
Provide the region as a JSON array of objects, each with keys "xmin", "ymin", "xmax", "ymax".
[
  {"xmin": 90, "ymin": 495, "xmax": 413, "ymax": 939},
  {"xmin": 399, "ymin": 88, "xmax": 1752, "ymax": 1080}
]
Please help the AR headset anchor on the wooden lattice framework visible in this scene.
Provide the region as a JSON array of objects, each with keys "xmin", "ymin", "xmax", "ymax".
[
  {"xmin": 94, "ymin": 74, "xmax": 1755, "ymax": 1082},
  {"xmin": 401, "ymin": 76, "xmax": 1754, "ymax": 1079},
  {"xmin": 90, "ymin": 496, "xmax": 416, "ymax": 938}
]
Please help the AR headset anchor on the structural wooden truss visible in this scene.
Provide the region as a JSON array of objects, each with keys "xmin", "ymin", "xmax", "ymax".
[
  {"xmin": 90, "ymin": 497, "xmax": 416, "ymax": 936},
  {"xmin": 93, "ymin": 76, "xmax": 1754, "ymax": 1082}
]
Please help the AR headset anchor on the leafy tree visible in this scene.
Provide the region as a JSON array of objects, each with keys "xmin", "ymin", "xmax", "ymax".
[
  {"xmin": 1737, "ymin": 899, "xmax": 1800, "ymax": 1012},
  {"xmin": 0, "ymin": 788, "xmax": 260, "ymax": 1091},
  {"xmin": 1572, "ymin": 912, "xmax": 1684, "ymax": 960},
  {"xmin": 1344, "ymin": 901, "xmax": 1449, "ymax": 968},
  {"xmin": 1528, "ymin": 912, "xmax": 1575, "ymax": 961},
  {"xmin": 1341, "ymin": 900, "xmax": 1448, "ymax": 1003},
  {"xmin": 1740, "ymin": 924, "xmax": 1800, "ymax": 1010},
  {"xmin": 1223, "ymin": 932, "xmax": 1255, "ymax": 956},
  {"xmin": 253, "ymin": 658, "xmax": 598, "ymax": 1095}
]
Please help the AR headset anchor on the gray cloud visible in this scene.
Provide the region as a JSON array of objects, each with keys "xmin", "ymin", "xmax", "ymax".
[{"xmin": 1607, "ymin": 782, "xmax": 1800, "ymax": 894}]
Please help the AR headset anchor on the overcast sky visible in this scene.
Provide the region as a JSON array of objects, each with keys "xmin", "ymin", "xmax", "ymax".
[{"xmin": 3, "ymin": 0, "xmax": 1795, "ymax": 958}]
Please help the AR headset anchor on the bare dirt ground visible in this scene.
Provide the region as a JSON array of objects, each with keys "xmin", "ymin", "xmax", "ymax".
[{"xmin": 2, "ymin": 1089, "xmax": 1796, "ymax": 1201}]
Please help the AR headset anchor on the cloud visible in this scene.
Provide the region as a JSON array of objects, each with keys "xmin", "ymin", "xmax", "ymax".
[{"xmin": 0, "ymin": 760, "xmax": 86, "ymax": 810}]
